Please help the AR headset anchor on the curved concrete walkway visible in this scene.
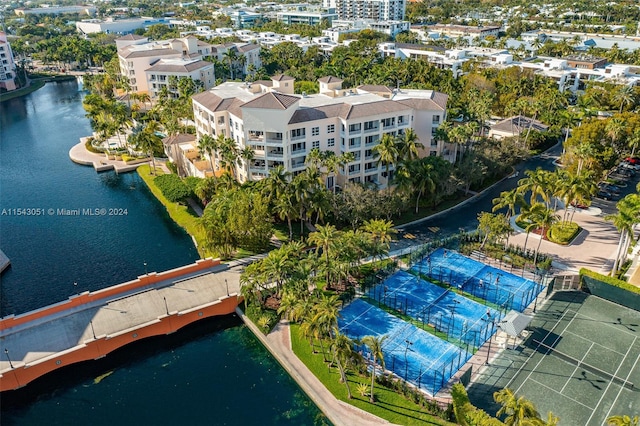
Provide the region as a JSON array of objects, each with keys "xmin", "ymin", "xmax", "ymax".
[
  {"xmin": 69, "ymin": 139, "xmax": 149, "ymax": 173},
  {"xmin": 237, "ymin": 311, "xmax": 394, "ymax": 426}
]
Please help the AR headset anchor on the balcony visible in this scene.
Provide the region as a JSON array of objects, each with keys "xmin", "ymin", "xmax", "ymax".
[
  {"xmin": 291, "ymin": 161, "xmax": 306, "ymax": 170},
  {"xmin": 290, "ymin": 134, "xmax": 305, "ymax": 142},
  {"xmin": 364, "ymin": 126, "xmax": 379, "ymax": 134},
  {"xmin": 348, "ymin": 143, "xmax": 361, "ymax": 150},
  {"xmin": 247, "ymin": 132, "xmax": 264, "ymax": 142},
  {"xmin": 291, "ymin": 149, "xmax": 306, "ymax": 157},
  {"xmin": 267, "ymin": 150, "xmax": 284, "ymax": 158},
  {"xmin": 348, "ymin": 168, "xmax": 361, "ymax": 175},
  {"xmin": 382, "ymin": 123, "xmax": 395, "ymax": 130}
]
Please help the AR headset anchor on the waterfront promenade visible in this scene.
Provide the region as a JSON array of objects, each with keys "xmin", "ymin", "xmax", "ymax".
[
  {"xmin": 69, "ymin": 139, "xmax": 149, "ymax": 173},
  {"xmin": 0, "ymin": 258, "xmax": 241, "ymax": 391}
]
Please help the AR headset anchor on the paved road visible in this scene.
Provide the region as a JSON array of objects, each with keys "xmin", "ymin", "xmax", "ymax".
[{"xmin": 392, "ymin": 143, "xmax": 630, "ymax": 251}]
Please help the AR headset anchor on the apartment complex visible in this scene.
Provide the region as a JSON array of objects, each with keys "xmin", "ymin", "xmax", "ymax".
[
  {"xmin": 190, "ymin": 75, "xmax": 448, "ymax": 188},
  {"xmin": 0, "ymin": 32, "xmax": 17, "ymax": 92},
  {"xmin": 324, "ymin": 0, "xmax": 406, "ymax": 21}
]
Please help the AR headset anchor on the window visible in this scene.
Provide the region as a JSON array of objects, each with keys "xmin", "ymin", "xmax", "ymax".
[
  {"xmin": 327, "ymin": 138, "xmax": 335, "ymax": 147},
  {"xmin": 381, "ymin": 117, "xmax": 395, "ymax": 128},
  {"xmin": 364, "ymin": 120, "xmax": 378, "ymax": 131},
  {"xmin": 365, "ymin": 135, "xmax": 379, "ymax": 145},
  {"xmin": 432, "ymin": 115, "xmax": 440, "ymax": 124},
  {"xmin": 349, "ymin": 137, "xmax": 361, "ymax": 148},
  {"xmin": 291, "ymin": 128, "xmax": 305, "ymax": 139},
  {"xmin": 327, "ymin": 124, "xmax": 335, "ymax": 133},
  {"xmin": 312, "ymin": 140, "xmax": 320, "ymax": 149},
  {"xmin": 349, "ymin": 123, "xmax": 361, "ymax": 133},
  {"xmin": 312, "ymin": 127, "xmax": 320, "ymax": 136}
]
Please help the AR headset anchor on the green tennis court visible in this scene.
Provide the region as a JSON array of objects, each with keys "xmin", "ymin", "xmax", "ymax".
[{"xmin": 467, "ymin": 291, "xmax": 640, "ymax": 425}]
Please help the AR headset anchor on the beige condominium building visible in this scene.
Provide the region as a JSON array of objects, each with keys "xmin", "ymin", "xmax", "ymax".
[{"xmin": 191, "ymin": 75, "xmax": 449, "ymax": 189}]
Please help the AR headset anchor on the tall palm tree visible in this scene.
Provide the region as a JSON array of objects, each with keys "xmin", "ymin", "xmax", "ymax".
[
  {"xmin": 410, "ymin": 158, "xmax": 438, "ymax": 213},
  {"xmin": 397, "ymin": 128, "xmax": 423, "ymax": 162},
  {"xmin": 331, "ymin": 330, "xmax": 358, "ymax": 399},
  {"xmin": 197, "ymin": 134, "xmax": 218, "ymax": 177},
  {"xmin": 494, "ymin": 388, "xmax": 541, "ymax": 426},
  {"xmin": 373, "ymin": 133, "xmax": 400, "ymax": 189},
  {"xmin": 361, "ymin": 218, "xmax": 397, "ymax": 263},
  {"xmin": 493, "ymin": 188, "xmax": 526, "ymax": 219},
  {"xmin": 517, "ymin": 168, "xmax": 552, "ymax": 207},
  {"xmin": 274, "ymin": 189, "xmax": 298, "ymax": 241},
  {"xmin": 613, "ymin": 86, "xmax": 635, "ymax": 113},
  {"xmin": 606, "ymin": 195, "xmax": 640, "ymax": 276},
  {"xmin": 527, "ymin": 204, "xmax": 560, "ymax": 266},
  {"xmin": 128, "ymin": 121, "xmax": 163, "ymax": 174},
  {"xmin": 361, "ymin": 334, "xmax": 387, "ymax": 403},
  {"xmin": 223, "ymin": 48, "xmax": 239, "ymax": 80},
  {"xmin": 308, "ymin": 224, "xmax": 339, "ymax": 289}
]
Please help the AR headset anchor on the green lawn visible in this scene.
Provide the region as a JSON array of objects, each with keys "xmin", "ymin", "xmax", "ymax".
[
  {"xmin": 137, "ymin": 165, "xmax": 210, "ymax": 257},
  {"xmin": 290, "ymin": 324, "xmax": 455, "ymax": 425}
]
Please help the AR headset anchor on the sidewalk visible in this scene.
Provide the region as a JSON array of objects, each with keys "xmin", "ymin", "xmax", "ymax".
[{"xmin": 237, "ymin": 310, "xmax": 393, "ymax": 426}]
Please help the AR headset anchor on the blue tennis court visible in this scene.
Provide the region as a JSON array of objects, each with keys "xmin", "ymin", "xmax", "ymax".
[
  {"xmin": 339, "ymin": 299, "xmax": 471, "ymax": 395},
  {"xmin": 366, "ymin": 271, "xmax": 500, "ymax": 348},
  {"xmin": 411, "ymin": 248, "xmax": 541, "ymax": 312}
]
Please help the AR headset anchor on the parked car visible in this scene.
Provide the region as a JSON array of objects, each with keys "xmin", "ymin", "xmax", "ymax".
[
  {"xmin": 622, "ymin": 161, "xmax": 640, "ymax": 171},
  {"xmin": 596, "ymin": 190, "xmax": 614, "ymax": 200},
  {"xmin": 570, "ymin": 202, "xmax": 588, "ymax": 209},
  {"xmin": 625, "ymin": 157, "xmax": 640, "ymax": 165},
  {"xmin": 599, "ymin": 182, "xmax": 621, "ymax": 193}
]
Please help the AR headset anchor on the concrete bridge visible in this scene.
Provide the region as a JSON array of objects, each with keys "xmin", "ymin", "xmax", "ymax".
[{"xmin": 0, "ymin": 258, "xmax": 242, "ymax": 391}]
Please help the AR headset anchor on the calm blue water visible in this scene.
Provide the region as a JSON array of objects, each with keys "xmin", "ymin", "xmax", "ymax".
[{"xmin": 0, "ymin": 81, "xmax": 326, "ymax": 425}]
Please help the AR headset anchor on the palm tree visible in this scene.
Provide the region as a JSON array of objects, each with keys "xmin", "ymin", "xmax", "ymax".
[
  {"xmin": 373, "ymin": 133, "xmax": 399, "ymax": 189},
  {"xmin": 128, "ymin": 121, "xmax": 163, "ymax": 174},
  {"xmin": 361, "ymin": 218, "xmax": 397, "ymax": 263},
  {"xmin": 410, "ymin": 158, "xmax": 438, "ymax": 213},
  {"xmin": 517, "ymin": 168, "xmax": 552, "ymax": 207},
  {"xmin": 331, "ymin": 330, "xmax": 358, "ymax": 399},
  {"xmin": 606, "ymin": 195, "xmax": 640, "ymax": 276},
  {"xmin": 397, "ymin": 128, "xmax": 423, "ymax": 162},
  {"xmin": 274, "ymin": 189, "xmax": 298, "ymax": 241},
  {"xmin": 493, "ymin": 188, "xmax": 526, "ymax": 219},
  {"xmin": 613, "ymin": 86, "xmax": 635, "ymax": 113},
  {"xmin": 197, "ymin": 134, "xmax": 218, "ymax": 177},
  {"xmin": 527, "ymin": 204, "xmax": 560, "ymax": 267},
  {"xmin": 628, "ymin": 128, "xmax": 640, "ymax": 157},
  {"xmin": 361, "ymin": 334, "xmax": 387, "ymax": 403},
  {"xmin": 608, "ymin": 415, "xmax": 640, "ymax": 426},
  {"xmin": 308, "ymin": 224, "xmax": 339, "ymax": 289},
  {"xmin": 494, "ymin": 388, "xmax": 541, "ymax": 426},
  {"xmin": 223, "ymin": 48, "xmax": 239, "ymax": 80}
]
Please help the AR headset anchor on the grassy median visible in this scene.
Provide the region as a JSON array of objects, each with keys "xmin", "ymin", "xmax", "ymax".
[{"xmin": 290, "ymin": 323, "xmax": 454, "ymax": 425}]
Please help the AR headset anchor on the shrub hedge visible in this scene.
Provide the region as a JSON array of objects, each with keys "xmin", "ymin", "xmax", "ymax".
[
  {"xmin": 547, "ymin": 222, "xmax": 581, "ymax": 245},
  {"xmin": 153, "ymin": 173, "xmax": 191, "ymax": 203},
  {"xmin": 579, "ymin": 268, "xmax": 640, "ymax": 295}
]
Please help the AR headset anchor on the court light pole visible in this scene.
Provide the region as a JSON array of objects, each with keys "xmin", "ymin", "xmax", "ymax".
[
  {"xmin": 485, "ymin": 319, "xmax": 495, "ymax": 365},
  {"xmin": 404, "ymin": 340, "xmax": 413, "ymax": 380},
  {"xmin": 225, "ymin": 278, "xmax": 229, "ymax": 296},
  {"xmin": 4, "ymin": 348, "xmax": 14, "ymax": 369},
  {"xmin": 89, "ymin": 320, "xmax": 96, "ymax": 339}
]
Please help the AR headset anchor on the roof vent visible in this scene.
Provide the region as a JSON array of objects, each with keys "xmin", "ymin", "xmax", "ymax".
[{"xmin": 302, "ymin": 91, "xmax": 307, "ymax": 97}]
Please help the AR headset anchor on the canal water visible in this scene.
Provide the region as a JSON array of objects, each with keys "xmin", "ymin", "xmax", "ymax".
[{"xmin": 0, "ymin": 81, "xmax": 326, "ymax": 425}]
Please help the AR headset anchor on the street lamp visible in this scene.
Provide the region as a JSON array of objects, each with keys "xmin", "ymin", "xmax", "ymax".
[
  {"xmin": 74, "ymin": 281, "xmax": 78, "ymax": 295},
  {"xmin": 404, "ymin": 340, "xmax": 413, "ymax": 380},
  {"xmin": 4, "ymin": 348, "xmax": 14, "ymax": 369},
  {"xmin": 144, "ymin": 261, "xmax": 148, "ymax": 276},
  {"xmin": 89, "ymin": 320, "xmax": 97, "ymax": 339}
]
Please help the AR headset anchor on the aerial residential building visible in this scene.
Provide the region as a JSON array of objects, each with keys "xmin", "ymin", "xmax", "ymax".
[
  {"xmin": 145, "ymin": 59, "xmax": 215, "ymax": 98},
  {"xmin": 0, "ymin": 32, "xmax": 17, "ymax": 92},
  {"xmin": 277, "ymin": 8, "xmax": 338, "ymax": 26},
  {"xmin": 76, "ymin": 17, "xmax": 174, "ymax": 35},
  {"xmin": 190, "ymin": 75, "xmax": 449, "ymax": 188},
  {"xmin": 425, "ymin": 24, "xmax": 501, "ymax": 40},
  {"xmin": 326, "ymin": 0, "xmax": 406, "ymax": 21},
  {"xmin": 15, "ymin": 5, "xmax": 97, "ymax": 16},
  {"xmin": 117, "ymin": 35, "xmax": 214, "ymax": 95},
  {"xmin": 488, "ymin": 116, "xmax": 549, "ymax": 140}
]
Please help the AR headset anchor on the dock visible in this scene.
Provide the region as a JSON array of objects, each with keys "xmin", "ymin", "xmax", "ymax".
[
  {"xmin": 0, "ymin": 249, "xmax": 9, "ymax": 273},
  {"xmin": 69, "ymin": 139, "xmax": 149, "ymax": 174}
]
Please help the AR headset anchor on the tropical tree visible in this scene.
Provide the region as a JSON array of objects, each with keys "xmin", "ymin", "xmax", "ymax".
[
  {"xmin": 517, "ymin": 168, "xmax": 552, "ymax": 206},
  {"xmin": 493, "ymin": 188, "xmax": 526, "ymax": 219},
  {"xmin": 330, "ymin": 330, "xmax": 358, "ymax": 399},
  {"xmin": 308, "ymin": 224, "xmax": 340, "ymax": 289},
  {"xmin": 373, "ymin": 133, "xmax": 400, "ymax": 189},
  {"xmin": 606, "ymin": 194, "xmax": 640, "ymax": 276},
  {"xmin": 361, "ymin": 334, "xmax": 387, "ymax": 403},
  {"xmin": 361, "ymin": 218, "xmax": 396, "ymax": 263},
  {"xmin": 608, "ymin": 415, "xmax": 640, "ymax": 426},
  {"xmin": 613, "ymin": 86, "xmax": 635, "ymax": 113},
  {"xmin": 397, "ymin": 128, "xmax": 424, "ymax": 162},
  {"xmin": 197, "ymin": 134, "xmax": 218, "ymax": 176},
  {"xmin": 526, "ymin": 203, "xmax": 560, "ymax": 266},
  {"xmin": 494, "ymin": 388, "xmax": 541, "ymax": 426},
  {"xmin": 128, "ymin": 121, "xmax": 163, "ymax": 174}
]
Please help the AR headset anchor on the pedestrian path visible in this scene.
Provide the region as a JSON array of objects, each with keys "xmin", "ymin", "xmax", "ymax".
[{"xmin": 69, "ymin": 139, "xmax": 149, "ymax": 173}]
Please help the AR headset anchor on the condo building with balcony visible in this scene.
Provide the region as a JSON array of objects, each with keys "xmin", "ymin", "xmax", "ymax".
[
  {"xmin": 0, "ymin": 32, "xmax": 17, "ymax": 92},
  {"xmin": 190, "ymin": 75, "xmax": 449, "ymax": 189}
]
